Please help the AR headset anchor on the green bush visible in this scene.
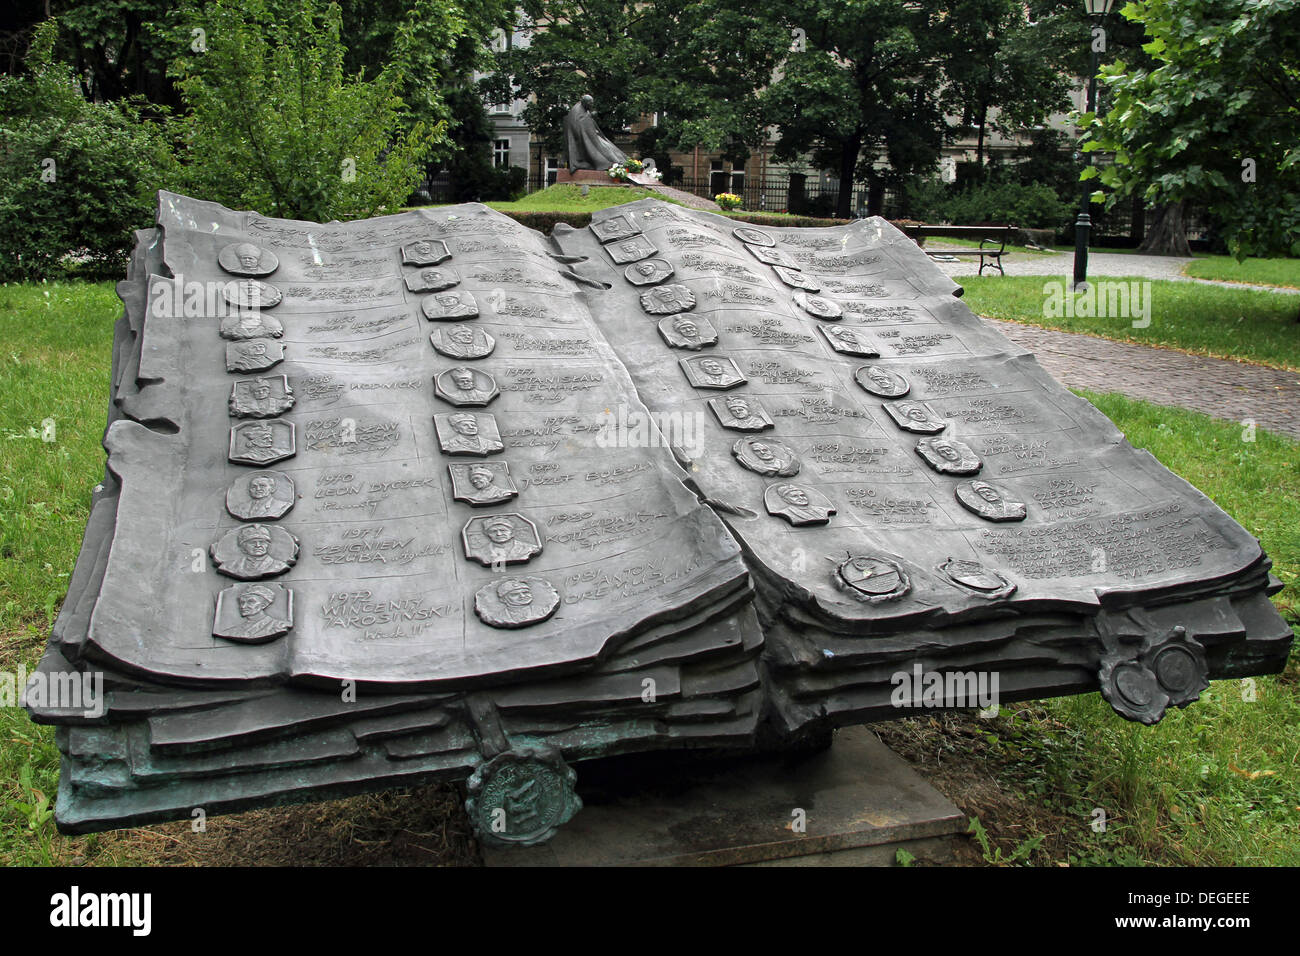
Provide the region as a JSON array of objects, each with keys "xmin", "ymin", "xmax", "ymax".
[
  {"xmin": 416, "ymin": 83, "xmax": 525, "ymax": 205},
  {"xmin": 904, "ymin": 179, "xmax": 1073, "ymax": 231},
  {"xmin": 792, "ymin": 191, "xmax": 840, "ymax": 219},
  {"xmin": 728, "ymin": 212, "xmax": 852, "ymax": 228},
  {"xmin": 433, "ymin": 159, "xmax": 527, "ymax": 204},
  {"xmin": 0, "ymin": 22, "xmax": 175, "ymax": 281},
  {"xmin": 169, "ymin": 0, "xmax": 445, "ymax": 222}
]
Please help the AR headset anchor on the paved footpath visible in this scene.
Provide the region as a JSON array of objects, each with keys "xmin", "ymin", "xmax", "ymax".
[
  {"xmin": 933, "ymin": 248, "xmax": 1300, "ymax": 295},
  {"xmin": 921, "ymin": 248, "xmax": 1300, "ymax": 439},
  {"xmin": 985, "ymin": 318, "xmax": 1300, "ymax": 440}
]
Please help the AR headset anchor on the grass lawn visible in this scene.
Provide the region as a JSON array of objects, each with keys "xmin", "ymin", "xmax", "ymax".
[
  {"xmin": 479, "ymin": 183, "xmax": 687, "ymax": 212},
  {"xmin": 430, "ymin": 184, "xmax": 824, "ymax": 220},
  {"xmin": 0, "ymin": 282, "xmax": 120, "ymax": 649},
  {"xmin": 1183, "ymin": 255, "xmax": 1300, "ymax": 290},
  {"xmin": 1022, "ymin": 391, "xmax": 1300, "ymax": 866},
  {"xmin": 891, "ymin": 394, "xmax": 1299, "ymax": 867},
  {"xmin": 961, "ymin": 275, "xmax": 1300, "ymax": 371},
  {"xmin": 0, "ymin": 282, "xmax": 1296, "ymax": 866}
]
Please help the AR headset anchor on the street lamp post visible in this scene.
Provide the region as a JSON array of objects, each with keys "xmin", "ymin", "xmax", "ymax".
[{"xmin": 1074, "ymin": 0, "xmax": 1115, "ymax": 291}]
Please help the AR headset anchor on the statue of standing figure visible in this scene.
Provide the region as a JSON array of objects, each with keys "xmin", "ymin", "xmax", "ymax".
[{"xmin": 564, "ymin": 94, "xmax": 631, "ymax": 173}]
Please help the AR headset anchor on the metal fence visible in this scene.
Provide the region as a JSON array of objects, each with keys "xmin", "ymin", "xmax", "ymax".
[
  {"xmin": 655, "ymin": 176, "xmax": 898, "ymax": 219},
  {"xmin": 1087, "ymin": 197, "xmax": 1214, "ymax": 245}
]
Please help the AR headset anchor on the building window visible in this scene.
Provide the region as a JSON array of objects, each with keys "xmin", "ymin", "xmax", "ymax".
[
  {"xmin": 730, "ymin": 168, "xmax": 746, "ymax": 196},
  {"xmin": 545, "ymin": 156, "xmax": 560, "ymax": 186},
  {"xmin": 494, "ymin": 139, "xmax": 510, "ymax": 169}
]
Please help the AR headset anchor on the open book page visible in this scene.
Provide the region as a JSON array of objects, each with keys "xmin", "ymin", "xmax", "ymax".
[
  {"xmin": 80, "ymin": 193, "xmax": 748, "ymax": 686},
  {"xmin": 557, "ymin": 202, "xmax": 1267, "ymax": 625}
]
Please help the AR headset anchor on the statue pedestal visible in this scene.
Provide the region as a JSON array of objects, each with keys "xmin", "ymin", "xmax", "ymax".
[
  {"xmin": 480, "ymin": 727, "xmax": 966, "ymax": 867},
  {"xmin": 556, "ymin": 169, "xmax": 665, "ymax": 188},
  {"xmin": 551, "ymin": 170, "xmax": 721, "ymax": 210},
  {"xmin": 556, "ymin": 169, "xmax": 627, "ymax": 186}
]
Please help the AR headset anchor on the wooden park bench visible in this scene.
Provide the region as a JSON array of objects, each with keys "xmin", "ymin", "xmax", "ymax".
[{"xmin": 900, "ymin": 224, "xmax": 1015, "ymax": 276}]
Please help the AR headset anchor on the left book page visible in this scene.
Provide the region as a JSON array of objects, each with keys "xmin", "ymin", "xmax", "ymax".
[{"xmin": 78, "ymin": 192, "xmax": 748, "ymax": 687}]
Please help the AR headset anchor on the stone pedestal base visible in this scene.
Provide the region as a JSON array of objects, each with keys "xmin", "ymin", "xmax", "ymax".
[
  {"xmin": 552, "ymin": 168, "xmax": 720, "ymax": 210},
  {"xmin": 481, "ymin": 727, "xmax": 965, "ymax": 867},
  {"xmin": 556, "ymin": 169, "xmax": 626, "ymax": 186},
  {"xmin": 556, "ymin": 169, "xmax": 667, "ymax": 188}
]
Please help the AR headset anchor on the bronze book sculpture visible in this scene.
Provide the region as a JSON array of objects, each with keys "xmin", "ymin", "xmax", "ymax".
[{"xmin": 27, "ymin": 193, "xmax": 1292, "ymax": 847}]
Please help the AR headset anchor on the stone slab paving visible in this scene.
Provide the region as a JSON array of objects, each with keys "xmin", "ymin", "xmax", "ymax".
[
  {"xmin": 986, "ymin": 317, "xmax": 1300, "ymax": 440},
  {"xmin": 917, "ymin": 246, "xmax": 1300, "ymax": 436},
  {"xmin": 933, "ymin": 248, "xmax": 1190, "ymax": 280},
  {"xmin": 645, "ymin": 182, "xmax": 722, "ymax": 210}
]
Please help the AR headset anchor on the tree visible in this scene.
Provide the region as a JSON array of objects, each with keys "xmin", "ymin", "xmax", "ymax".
[
  {"xmin": 49, "ymin": 0, "xmax": 180, "ymax": 106},
  {"xmin": 626, "ymin": 1, "xmax": 790, "ymax": 162},
  {"xmin": 0, "ymin": 18, "xmax": 176, "ymax": 280},
  {"xmin": 761, "ymin": 1, "xmax": 955, "ymax": 219},
  {"xmin": 485, "ymin": 1, "xmax": 644, "ymax": 157},
  {"xmin": 1084, "ymin": 0, "xmax": 1300, "ymax": 258},
  {"xmin": 340, "ymin": 0, "xmax": 513, "ymax": 136},
  {"xmin": 434, "ymin": 81, "xmax": 528, "ymax": 201},
  {"xmin": 762, "ymin": 1, "xmax": 1084, "ymax": 219},
  {"xmin": 489, "ymin": 0, "xmax": 787, "ymax": 165},
  {"xmin": 939, "ymin": 0, "xmax": 1076, "ymax": 178},
  {"xmin": 168, "ymin": 0, "xmax": 446, "ymax": 221},
  {"xmin": 339, "ymin": 0, "xmax": 516, "ymax": 201}
]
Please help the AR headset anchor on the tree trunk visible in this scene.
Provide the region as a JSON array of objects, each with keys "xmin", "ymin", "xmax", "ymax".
[
  {"xmin": 1137, "ymin": 202, "xmax": 1191, "ymax": 256},
  {"xmin": 834, "ymin": 133, "xmax": 861, "ymax": 220}
]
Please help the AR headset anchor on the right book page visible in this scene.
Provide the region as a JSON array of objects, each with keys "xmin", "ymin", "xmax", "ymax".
[{"xmin": 557, "ymin": 201, "xmax": 1271, "ymax": 627}]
